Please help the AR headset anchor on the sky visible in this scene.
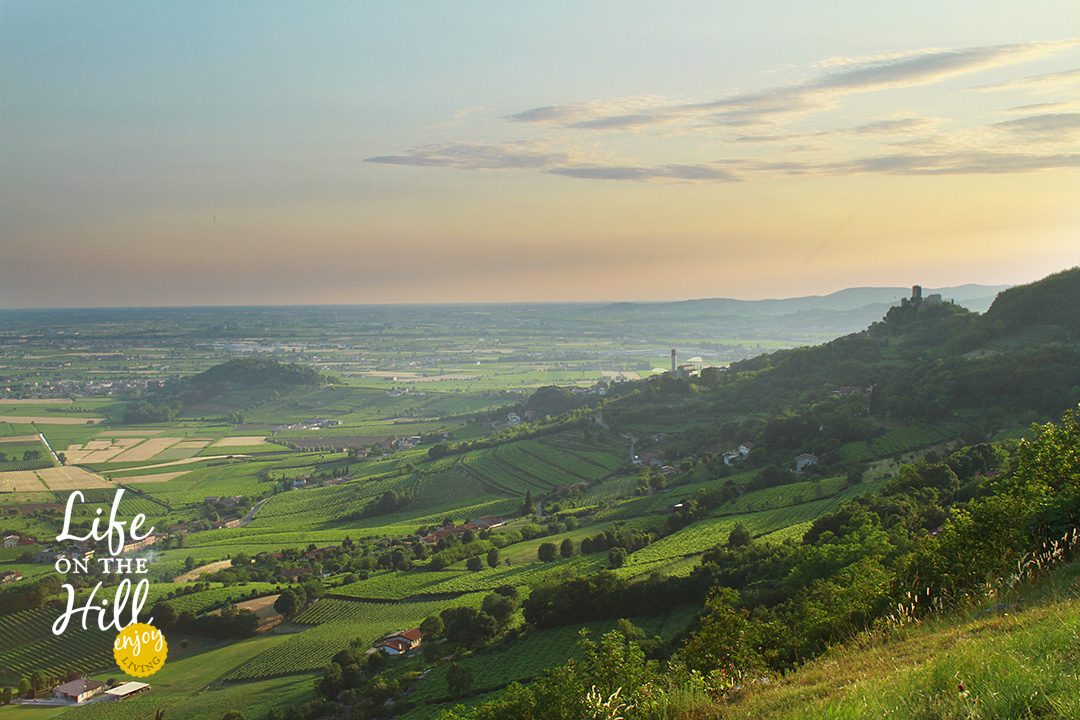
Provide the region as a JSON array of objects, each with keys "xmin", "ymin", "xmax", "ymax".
[{"xmin": 2, "ymin": 1, "xmax": 1079, "ymax": 308}]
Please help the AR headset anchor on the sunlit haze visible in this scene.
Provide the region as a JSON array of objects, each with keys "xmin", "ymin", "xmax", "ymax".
[{"xmin": 2, "ymin": 2, "xmax": 1078, "ymax": 308}]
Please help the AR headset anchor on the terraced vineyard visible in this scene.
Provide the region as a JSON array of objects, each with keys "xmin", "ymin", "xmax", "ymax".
[
  {"xmin": 132, "ymin": 462, "xmax": 275, "ymax": 507},
  {"xmin": 53, "ymin": 487, "xmax": 166, "ymax": 516},
  {"xmin": 59, "ymin": 693, "xmax": 182, "ymax": 720},
  {"xmin": 580, "ymin": 476, "xmax": 637, "ymax": 504},
  {"xmin": 458, "ymin": 448, "xmax": 549, "ymax": 495},
  {"xmin": 837, "ymin": 424, "xmax": 957, "ymax": 460},
  {"xmin": 333, "ymin": 569, "xmax": 463, "ymax": 600},
  {"xmin": 452, "ymin": 431, "xmax": 625, "ymax": 498},
  {"xmin": 0, "ymin": 606, "xmax": 55, "ymax": 657},
  {"xmin": 223, "ymin": 621, "xmax": 360, "ymax": 680},
  {"xmin": 408, "ymin": 465, "xmax": 491, "ymax": 509},
  {"xmin": 228, "ymin": 595, "xmax": 484, "ymax": 681},
  {"xmin": 409, "ymin": 614, "xmax": 670, "ymax": 707},
  {"xmin": 0, "ymin": 458, "xmax": 54, "ymax": 472},
  {"xmin": 618, "ymin": 494, "xmax": 857, "ymax": 575},
  {"xmin": 716, "ymin": 475, "xmax": 848, "ymax": 514},
  {"xmin": 254, "ymin": 480, "xmax": 405, "ymax": 523},
  {"xmin": 0, "ymin": 624, "xmax": 113, "ymax": 682},
  {"xmin": 162, "ymin": 583, "xmax": 280, "ymax": 615}
]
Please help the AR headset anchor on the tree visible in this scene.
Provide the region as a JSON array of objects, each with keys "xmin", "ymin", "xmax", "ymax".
[
  {"xmin": 447, "ymin": 662, "xmax": 473, "ymax": 697},
  {"xmin": 559, "ymin": 538, "xmax": 574, "ymax": 558},
  {"xmin": 521, "ymin": 490, "xmax": 535, "ymax": 516},
  {"xmin": 222, "ymin": 712, "xmax": 247, "ymax": 720},
  {"xmin": 482, "ymin": 592, "xmax": 517, "ymax": 627},
  {"xmin": 29, "ymin": 670, "xmax": 48, "ymax": 696},
  {"xmin": 419, "ymin": 614, "xmax": 444, "ymax": 639},
  {"xmin": 466, "ymin": 556, "xmax": 483, "ymax": 572},
  {"xmin": 727, "ymin": 522, "xmax": 752, "ymax": 548},
  {"xmin": 2, "ymin": 687, "xmax": 12, "ymax": 705},
  {"xmin": 274, "ymin": 589, "xmax": 299, "ymax": 616},
  {"xmin": 676, "ymin": 588, "xmax": 755, "ymax": 677},
  {"xmin": 486, "ymin": 547, "xmax": 500, "ymax": 568},
  {"xmin": 150, "ymin": 601, "xmax": 178, "ymax": 631},
  {"xmin": 537, "ymin": 542, "xmax": 557, "ymax": 563},
  {"xmin": 608, "ymin": 547, "xmax": 627, "ymax": 568}
]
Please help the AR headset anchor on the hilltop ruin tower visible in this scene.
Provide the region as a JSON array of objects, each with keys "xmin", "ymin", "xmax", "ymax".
[{"xmin": 671, "ymin": 349, "xmax": 677, "ymax": 374}]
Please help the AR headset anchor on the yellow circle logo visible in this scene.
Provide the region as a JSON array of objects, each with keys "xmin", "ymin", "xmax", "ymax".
[{"xmin": 113, "ymin": 623, "xmax": 168, "ymax": 678}]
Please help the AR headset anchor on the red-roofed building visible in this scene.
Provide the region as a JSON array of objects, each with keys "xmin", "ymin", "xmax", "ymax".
[{"xmin": 372, "ymin": 628, "xmax": 423, "ymax": 655}]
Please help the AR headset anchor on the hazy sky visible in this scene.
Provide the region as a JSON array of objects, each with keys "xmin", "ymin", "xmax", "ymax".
[{"xmin": 2, "ymin": 2, "xmax": 1078, "ymax": 308}]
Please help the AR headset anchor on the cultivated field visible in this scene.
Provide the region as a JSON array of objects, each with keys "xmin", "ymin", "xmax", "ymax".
[
  {"xmin": 0, "ymin": 398, "xmax": 74, "ymax": 404},
  {"xmin": 0, "ymin": 415, "xmax": 103, "ymax": 424},
  {"xmin": 111, "ymin": 436, "xmax": 182, "ymax": 462},
  {"xmin": 214, "ymin": 595, "xmax": 283, "ymax": 631},
  {"xmin": 212, "ymin": 435, "xmax": 269, "ymax": 447},
  {"xmin": 63, "ymin": 437, "xmax": 143, "ymax": 463},
  {"xmin": 36, "ymin": 466, "xmax": 114, "ymax": 490},
  {"xmin": 173, "ymin": 559, "xmax": 235, "ymax": 583},
  {"xmin": 172, "ymin": 440, "xmax": 211, "ymax": 448},
  {"xmin": 0, "ymin": 434, "xmax": 39, "ymax": 443},
  {"xmin": 123, "ymin": 471, "xmax": 188, "ymax": 484},
  {"xmin": 0, "ymin": 470, "xmax": 48, "ymax": 492}
]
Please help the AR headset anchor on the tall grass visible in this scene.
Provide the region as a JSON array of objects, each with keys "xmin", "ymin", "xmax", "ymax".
[{"xmin": 715, "ymin": 558, "xmax": 1080, "ymax": 720}]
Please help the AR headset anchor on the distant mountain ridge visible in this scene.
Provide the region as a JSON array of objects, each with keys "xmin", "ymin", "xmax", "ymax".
[{"xmin": 600, "ymin": 283, "xmax": 1011, "ymax": 317}]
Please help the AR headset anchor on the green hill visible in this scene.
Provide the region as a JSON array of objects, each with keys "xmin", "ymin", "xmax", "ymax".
[
  {"xmin": 982, "ymin": 266, "xmax": 1080, "ymax": 335},
  {"xmin": 715, "ymin": 561, "xmax": 1080, "ymax": 720},
  {"xmin": 190, "ymin": 358, "xmax": 331, "ymax": 390}
]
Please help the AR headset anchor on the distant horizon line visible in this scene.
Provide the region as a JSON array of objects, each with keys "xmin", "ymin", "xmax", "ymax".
[{"xmin": 0, "ymin": 282, "xmax": 1016, "ymax": 313}]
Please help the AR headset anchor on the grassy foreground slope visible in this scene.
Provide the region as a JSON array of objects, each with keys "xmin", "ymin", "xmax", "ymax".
[{"xmin": 719, "ymin": 561, "xmax": 1080, "ymax": 720}]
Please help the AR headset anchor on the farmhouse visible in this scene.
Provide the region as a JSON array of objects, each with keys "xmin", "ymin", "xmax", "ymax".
[
  {"xmin": 122, "ymin": 533, "xmax": 162, "ymax": 554},
  {"xmin": 66, "ymin": 545, "xmax": 95, "ymax": 561},
  {"xmin": 104, "ymin": 681, "xmax": 151, "ymax": 701},
  {"xmin": 33, "ymin": 549, "xmax": 59, "ymax": 564},
  {"xmin": 636, "ymin": 454, "xmax": 662, "ymax": 468},
  {"xmin": 723, "ymin": 441, "xmax": 756, "ymax": 466},
  {"xmin": 371, "ymin": 628, "xmax": 422, "ymax": 655},
  {"xmin": 53, "ymin": 678, "xmax": 106, "ymax": 704},
  {"xmin": 420, "ymin": 516, "xmax": 504, "ymax": 544},
  {"xmin": 0, "ymin": 570, "xmax": 22, "ymax": 584},
  {"xmin": 3, "ymin": 534, "xmax": 18, "ymax": 547},
  {"xmin": 795, "ymin": 453, "xmax": 820, "ymax": 474}
]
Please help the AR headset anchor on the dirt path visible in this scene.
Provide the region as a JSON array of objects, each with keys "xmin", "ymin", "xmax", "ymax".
[
  {"xmin": 115, "ymin": 455, "xmax": 249, "ymax": 473},
  {"xmin": 173, "ymin": 558, "xmax": 233, "ymax": 583}
]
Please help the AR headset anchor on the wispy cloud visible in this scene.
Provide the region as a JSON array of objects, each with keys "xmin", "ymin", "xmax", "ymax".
[
  {"xmin": 366, "ymin": 140, "xmax": 574, "ymax": 170},
  {"xmin": 367, "ymin": 38, "xmax": 1080, "ymax": 183},
  {"xmin": 832, "ymin": 151, "xmax": 1080, "ymax": 175},
  {"xmin": 990, "ymin": 112, "xmax": 1080, "ymax": 141},
  {"xmin": 547, "ymin": 164, "xmax": 739, "ymax": 182},
  {"xmin": 504, "ymin": 96, "xmax": 666, "ymax": 126},
  {"xmin": 505, "ymin": 39, "xmax": 1080, "ymax": 132},
  {"xmin": 1000, "ymin": 100, "xmax": 1080, "ymax": 114},
  {"xmin": 971, "ymin": 67, "xmax": 1080, "ymax": 93},
  {"xmin": 429, "ymin": 106, "xmax": 491, "ymax": 129}
]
